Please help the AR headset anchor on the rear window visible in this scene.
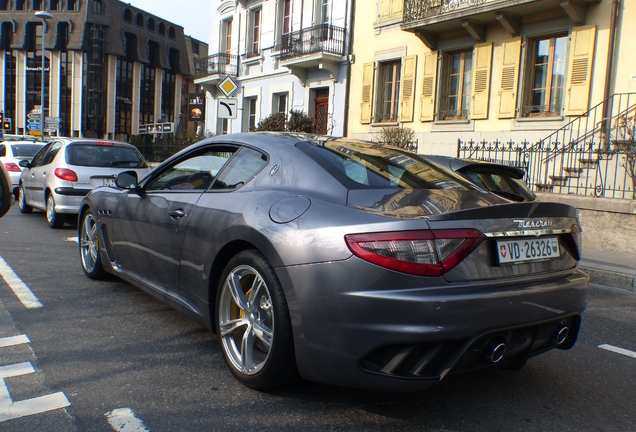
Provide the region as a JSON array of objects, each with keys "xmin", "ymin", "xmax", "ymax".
[
  {"xmin": 67, "ymin": 143, "xmax": 147, "ymax": 168},
  {"xmin": 11, "ymin": 144, "xmax": 45, "ymax": 158},
  {"xmin": 298, "ymin": 139, "xmax": 475, "ymax": 190},
  {"xmin": 461, "ymin": 169, "xmax": 536, "ymax": 201}
]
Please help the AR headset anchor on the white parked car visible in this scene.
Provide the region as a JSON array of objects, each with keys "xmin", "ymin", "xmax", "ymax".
[{"xmin": 0, "ymin": 140, "xmax": 45, "ymax": 197}]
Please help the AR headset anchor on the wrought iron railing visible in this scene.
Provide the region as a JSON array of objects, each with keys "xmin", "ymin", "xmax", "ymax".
[
  {"xmin": 404, "ymin": 0, "xmax": 489, "ymax": 23},
  {"xmin": 276, "ymin": 24, "xmax": 346, "ymax": 60},
  {"xmin": 521, "ymin": 104, "xmax": 562, "ymax": 118},
  {"xmin": 193, "ymin": 53, "xmax": 239, "ymax": 78},
  {"xmin": 438, "ymin": 109, "xmax": 469, "ymax": 121},
  {"xmin": 457, "ymin": 93, "xmax": 636, "ymax": 200}
]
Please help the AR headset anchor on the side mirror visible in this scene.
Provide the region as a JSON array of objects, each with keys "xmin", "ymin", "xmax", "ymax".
[
  {"xmin": 19, "ymin": 159, "xmax": 31, "ymax": 169},
  {"xmin": 0, "ymin": 163, "xmax": 12, "ymax": 218},
  {"xmin": 116, "ymin": 171, "xmax": 139, "ymax": 190}
]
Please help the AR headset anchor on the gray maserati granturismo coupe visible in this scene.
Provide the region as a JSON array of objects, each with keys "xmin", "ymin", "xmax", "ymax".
[{"xmin": 78, "ymin": 133, "xmax": 589, "ymax": 391}]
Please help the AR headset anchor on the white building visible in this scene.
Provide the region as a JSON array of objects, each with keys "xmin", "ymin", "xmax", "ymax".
[{"xmin": 195, "ymin": 0, "xmax": 353, "ymax": 137}]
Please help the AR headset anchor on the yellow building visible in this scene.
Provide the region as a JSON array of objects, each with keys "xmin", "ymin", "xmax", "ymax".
[{"xmin": 348, "ymin": 0, "xmax": 633, "ymax": 157}]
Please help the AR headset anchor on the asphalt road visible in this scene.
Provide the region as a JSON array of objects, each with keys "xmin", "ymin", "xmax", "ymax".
[{"xmin": 0, "ymin": 205, "xmax": 635, "ymax": 432}]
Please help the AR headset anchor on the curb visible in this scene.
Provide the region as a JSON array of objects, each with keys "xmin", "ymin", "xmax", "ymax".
[{"xmin": 580, "ymin": 265, "xmax": 636, "ymax": 291}]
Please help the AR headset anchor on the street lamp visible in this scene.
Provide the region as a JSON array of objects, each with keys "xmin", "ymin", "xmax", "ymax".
[{"xmin": 35, "ymin": 10, "xmax": 53, "ymax": 142}]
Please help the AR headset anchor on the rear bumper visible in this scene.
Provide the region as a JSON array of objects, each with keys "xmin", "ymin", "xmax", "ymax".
[
  {"xmin": 51, "ymin": 188, "xmax": 91, "ymax": 214},
  {"xmin": 276, "ymin": 258, "xmax": 589, "ymax": 391}
]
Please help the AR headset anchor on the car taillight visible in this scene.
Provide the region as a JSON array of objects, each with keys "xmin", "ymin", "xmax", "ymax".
[
  {"xmin": 54, "ymin": 168, "xmax": 78, "ymax": 182},
  {"xmin": 2, "ymin": 162, "xmax": 21, "ymax": 172},
  {"xmin": 345, "ymin": 229, "xmax": 485, "ymax": 277}
]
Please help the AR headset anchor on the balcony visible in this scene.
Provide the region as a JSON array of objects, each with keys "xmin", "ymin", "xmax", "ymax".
[
  {"xmin": 193, "ymin": 53, "xmax": 239, "ymax": 84},
  {"xmin": 276, "ymin": 24, "xmax": 347, "ymax": 86},
  {"xmin": 402, "ymin": 0, "xmax": 600, "ymax": 49}
]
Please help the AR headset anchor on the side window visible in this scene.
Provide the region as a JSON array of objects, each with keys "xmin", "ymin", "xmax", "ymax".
[
  {"xmin": 42, "ymin": 143, "xmax": 63, "ymax": 166},
  {"xmin": 30, "ymin": 144, "xmax": 52, "ymax": 167},
  {"xmin": 213, "ymin": 148, "xmax": 266, "ymax": 189},
  {"xmin": 0, "ymin": 145, "xmax": 5, "ymax": 157},
  {"xmin": 145, "ymin": 146, "xmax": 237, "ymax": 191}
]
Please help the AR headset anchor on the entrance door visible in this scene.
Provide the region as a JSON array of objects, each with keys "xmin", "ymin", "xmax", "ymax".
[{"xmin": 314, "ymin": 89, "xmax": 329, "ymax": 135}]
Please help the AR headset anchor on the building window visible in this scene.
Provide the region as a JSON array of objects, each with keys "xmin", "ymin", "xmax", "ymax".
[
  {"xmin": 376, "ymin": 60, "xmax": 401, "ymax": 122},
  {"xmin": 115, "ymin": 57, "xmax": 133, "ymax": 141},
  {"xmin": 439, "ymin": 50, "xmax": 472, "ymax": 120},
  {"xmin": 140, "ymin": 63, "xmax": 156, "ymax": 125},
  {"xmin": 523, "ymin": 35, "xmax": 567, "ymax": 117},
  {"xmin": 147, "ymin": 18, "xmax": 155, "ymax": 31},
  {"xmin": 51, "ymin": 0, "xmax": 62, "ymax": 11},
  {"xmin": 92, "ymin": 0, "xmax": 103, "ymax": 14},
  {"xmin": 245, "ymin": 98, "xmax": 257, "ymax": 131},
  {"xmin": 275, "ymin": 93, "xmax": 287, "ymax": 113},
  {"xmin": 68, "ymin": 0, "xmax": 79, "ymax": 11},
  {"xmin": 17, "ymin": 0, "xmax": 27, "ymax": 10},
  {"xmin": 0, "ymin": 1, "xmax": 8, "ymax": 11},
  {"xmin": 279, "ymin": 0, "xmax": 292, "ymax": 48},
  {"xmin": 168, "ymin": 26, "xmax": 175, "ymax": 38},
  {"xmin": 222, "ymin": 18, "xmax": 232, "ymax": 56},
  {"xmin": 34, "ymin": 0, "xmax": 43, "ymax": 10},
  {"xmin": 247, "ymin": 10, "xmax": 260, "ymax": 57},
  {"xmin": 124, "ymin": 8, "xmax": 132, "ymax": 22},
  {"xmin": 162, "ymin": 71, "xmax": 176, "ymax": 122},
  {"xmin": 192, "ymin": 42, "xmax": 199, "ymax": 55},
  {"xmin": 135, "ymin": 13, "xmax": 144, "ymax": 27},
  {"xmin": 319, "ymin": 0, "xmax": 330, "ymax": 24}
]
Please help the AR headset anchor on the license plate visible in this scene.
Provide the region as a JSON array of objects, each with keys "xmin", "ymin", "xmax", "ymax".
[
  {"xmin": 103, "ymin": 178, "xmax": 115, "ymax": 187},
  {"xmin": 496, "ymin": 237, "xmax": 560, "ymax": 264}
]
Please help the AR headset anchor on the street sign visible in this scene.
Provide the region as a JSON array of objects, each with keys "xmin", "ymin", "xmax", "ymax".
[
  {"xmin": 27, "ymin": 123, "xmax": 41, "ymax": 131},
  {"xmin": 218, "ymin": 76, "xmax": 239, "ymax": 97},
  {"xmin": 218, "ymin": 98, "xmax": 238, "ymax": 119},
  {"xmin": 138, "ymin": 124, "xmax": 147, "ymax": 134}
]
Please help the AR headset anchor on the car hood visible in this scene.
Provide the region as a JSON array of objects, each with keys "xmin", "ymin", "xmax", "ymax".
[{"xmin": 347, "ymin": 188, "xmax": 511, "ymax": 219}]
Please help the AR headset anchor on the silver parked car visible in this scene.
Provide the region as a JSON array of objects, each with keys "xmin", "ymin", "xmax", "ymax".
[
  {"xmin": 19, "ymin": 138, "xmax": 150, "ymax": 228},
  {"xmin": 0, "ymin": 140, "xmax": 45, "ymax": 197},
  {"xmin": 78, "ymin": 133, "xmax": 589, "ymax": 391}
]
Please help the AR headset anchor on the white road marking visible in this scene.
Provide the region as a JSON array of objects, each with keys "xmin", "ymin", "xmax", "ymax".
[
  {"xmin": 0, "ymin": 257, "xmax": 43, "ymax": 309},
  {"xmin": 598, "ymin": 344, "xmax": 636, "ymax": 359},
  {"xmin": 64, "ymin": 237, "xmax": 79, "ymax": 243},
  {"xmin": 0, "ymin": 335, "xmax": 30, "ymax": 348},
  {"xmin": 0, "ymin": 362, "xmax": 70, "ymax": 422},
  {"xmin": 106, "ymin": 408, "xmax": 150, "ymax": 432}
]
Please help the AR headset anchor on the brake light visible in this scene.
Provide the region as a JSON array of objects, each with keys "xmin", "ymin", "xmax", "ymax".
[
  {"xmin": 2, "ymin": 162, "xmax": 21, "ymax": 172},
  {"xmin": 95, "ymin": 141, "xmax": 113, "ymax": 146},
  {"xmin": 345, "ymin": 229, "xmax": 485, "ymax": 277},
  {"xmin": 54, "ymin": 168, "xmax": 78, "ymax": 182}
]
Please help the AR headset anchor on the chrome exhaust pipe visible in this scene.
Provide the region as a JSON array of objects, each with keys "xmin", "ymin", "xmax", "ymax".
[
  {"xmin": 555, "ymin": 326, "xmax": 569, "ymax": 345},
  {"xmin": 483, "ymin": 340, "xmax": 506, "ymax": 363}
]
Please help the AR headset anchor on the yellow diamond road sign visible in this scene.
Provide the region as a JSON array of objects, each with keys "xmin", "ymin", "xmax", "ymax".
[{"xmin": 218, "ymin": 76, "xmax": 238, "ymax": 97}]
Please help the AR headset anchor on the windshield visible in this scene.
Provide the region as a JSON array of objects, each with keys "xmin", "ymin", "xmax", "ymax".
[
  {"xmin": 11, "ymin": 144, "xmax": 45, "ymax": 158},
  {"xmin": 67, "ymin": 143, "xmax": 147, "ymax": 168},
  {"xmin": 298, "ymin": 139, "xmax": 476, "ymax": 191}
]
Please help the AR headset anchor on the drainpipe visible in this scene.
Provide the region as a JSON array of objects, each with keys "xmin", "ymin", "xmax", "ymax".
[
  {"xmin": 342, "ymin": 0, "xmax": 355, "ymax": 137},
  {"xmin": 602, "ymin": 0, "xmax": 620, "ymax": 147}
]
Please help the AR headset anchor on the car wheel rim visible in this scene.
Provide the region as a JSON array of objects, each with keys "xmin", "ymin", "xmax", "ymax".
[
  {"xmin": 80, "ymin": 213, "xmax": 99, "ymax": 273},
  {"xmin": 46, "ymin": 196, "xmax": 54, "ymax": 223},
  {"xmin": 219, "ymin": 265, "xmax": 274, "ymax": 375}
]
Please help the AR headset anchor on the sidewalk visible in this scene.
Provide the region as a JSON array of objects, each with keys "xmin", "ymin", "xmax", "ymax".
[{"xmin": 580, "ymin": 248, "xmax": 636, "ymax": 291}]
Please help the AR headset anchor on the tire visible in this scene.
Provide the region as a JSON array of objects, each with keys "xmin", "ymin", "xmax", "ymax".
[
  {"xmin": 216, "ymin": 250, "xmax": 296, "ymax": 390},
  {"xmin": 46, "ymin": 194, "xmax": 65, "ymax": 228},
  {"xmin": 79, "ymin": 209, "xmax": 106, "ymax": 279},
  {"xmin": 18, "ymin": 186, "xmax": 33, "ymax": 214}
]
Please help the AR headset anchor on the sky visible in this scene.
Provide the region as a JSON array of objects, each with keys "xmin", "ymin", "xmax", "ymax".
[{"xmin": 124, "ymin": 0, "xmax": 211, "ymax": 43}]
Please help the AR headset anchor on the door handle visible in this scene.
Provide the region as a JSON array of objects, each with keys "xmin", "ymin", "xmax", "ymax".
[{"xmin": 169, "ymin": 209, "xmax": 186, "ymax": 219}]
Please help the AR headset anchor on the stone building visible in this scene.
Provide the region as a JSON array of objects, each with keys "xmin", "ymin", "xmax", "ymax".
[{"xmin": 0, "ymin": 0, "xmax": 208, "ymax": 140}]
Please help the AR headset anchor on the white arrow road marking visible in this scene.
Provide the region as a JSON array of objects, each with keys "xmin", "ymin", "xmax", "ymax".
[
  {"xmin": 64, "ymin": 237, "xmax": 79, "ymax": 244},
  {"xmin": 0, "ymin": 335, "xmax": 30, "ymax": 348},
  {"xmin": 598, "ymin": 344, "xmax": 636, "ymax": 359},
  {"xmin": 0, "ymin": 362, "xmax": 70, "ymax": 422},
  {"xmin": 106, "ymin": 408, "xmax": 149, "ymax": 432},
  {"xmin": 0, "ymin": 257, "xmax": 43, "ymax": 309}
]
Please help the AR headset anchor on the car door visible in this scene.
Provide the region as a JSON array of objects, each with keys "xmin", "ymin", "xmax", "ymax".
[
  {"xmin": 109, "ymin": 144, "xmax": 239, "ymax": 291},
  {"xmin": 22, "ymin": 142, "xmax": 53, "ymax": 207}
]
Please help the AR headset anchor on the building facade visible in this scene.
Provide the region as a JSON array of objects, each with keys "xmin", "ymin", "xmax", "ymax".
[
  {"xmin": 0, "ymin": 0, "xmax": 208, "ymax": 140},
  {"xmin": 347, "ymin": 0, "xmax": 633, "ymax": 157},
  {"xmin": 195, "ymin": 0, "xmax": 352, "ymax": 137}
]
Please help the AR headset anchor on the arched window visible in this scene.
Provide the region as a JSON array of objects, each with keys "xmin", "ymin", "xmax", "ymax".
[
  {"xmin": 135, "ymin": 13, "xmax": 144, "ymax": 27},
  {"xmin": 92, "ymin": 0, "xmax": 103, "ymax": 14},
  {"xmin": 147, "ymin": 18, "xmax": 155, "ymax": 32},
  {"xmin": 158, "ymin": 22, "xmax": 165, "ymax": 35},
  {"xmin": 168, "ymin": 26, "xmax": 175, "ymax": 38},
  {"xmin": 123, "ymin": 8, "xmax": 132, "ymax": 22}
]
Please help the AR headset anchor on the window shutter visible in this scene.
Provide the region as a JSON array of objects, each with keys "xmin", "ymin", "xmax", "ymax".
[
  {"xmin": 497, "ymin": 37, "xmax": 521, "ymax": 119},
  {"xmin": 379, "ymin": 0, "xmax": 391, "ymax": 19},
  {"xmin": 391, "ymin": 0, "xmax": 403, "ymax": 17},
  {"xmin": 361, "ymin": 62, "xmax": 375, "ymax": 124},
  {"xmin": 399, "ymin": 55, "xmax": 417, "ymax": 123},
  {"xmin": 565, "ymin": 25, "xmax": 596, "ymax": 116},
  {"xmin": 420, "ymin": 51, "xmax": 438, "ymax": 122},
  {"xmin": 471, "ymin": 42, "xmax": 492, "ymax": 120}
]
